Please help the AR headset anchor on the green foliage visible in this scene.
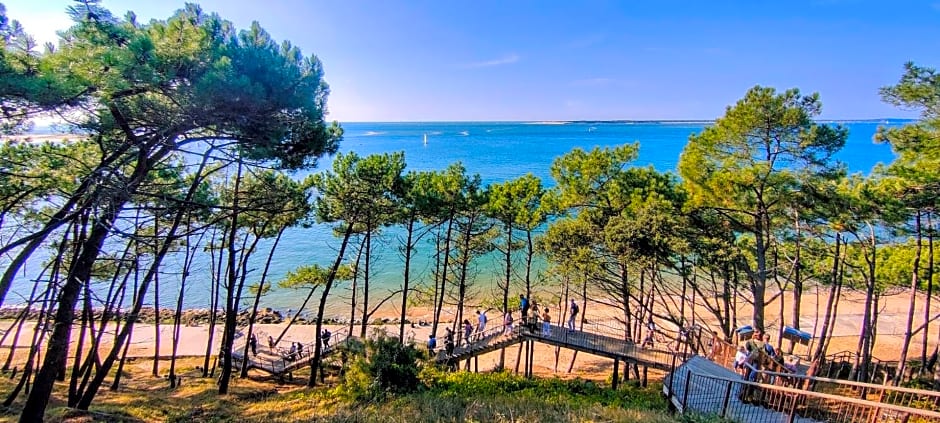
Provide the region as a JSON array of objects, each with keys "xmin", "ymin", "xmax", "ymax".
[
  {"xmin": 279, "ymin": 263, "xmax": 354, "ymax": 290},
  {"xmin": 340, "ymin": 329, "xmax": 424, "ymax": 400},
  {"xmin": 421, "ymin": 367, "xmax": 668, "ymax": 411}
]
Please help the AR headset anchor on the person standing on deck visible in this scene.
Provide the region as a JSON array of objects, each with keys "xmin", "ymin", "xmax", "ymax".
[
  {"xmin": 476, "ymin": 310, "xmax": 487, "ymax": 340},
  {"xmin": 762, "ymin": 333, "xmax": 776, "ymax": 359},
  {"xmin": 444, "ymin": 327, "xmax": 455, "ymax": 355},
  {"xmin": 427, "ymin": 334, "xmax": 437, "ymax": 354},
  {"xmin": 462, "ymin": 319, "xmax": 473, "ymax": 346},
  {"xmin": 541, "ymin": 308, "xmax": 551, "ymax": 336},
  {"xmin": 503, "ymin": 310, "xmax": 514, "ymax": 334},
  {"xmin": 519, "ymin": 294, "xmax": 529, "ymax": 324},
  {"xmin": 322, "ymin": 328, "xmax": 332, "ymax": 349},
  {"xmin": 567, "ymin": 299, "xmax": 579, "ymax": 331}
]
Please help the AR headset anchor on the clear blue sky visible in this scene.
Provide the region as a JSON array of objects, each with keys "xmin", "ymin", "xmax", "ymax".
[{"xmin": 4, "ymin": 0, "xmax": 938, "ymax": 122}]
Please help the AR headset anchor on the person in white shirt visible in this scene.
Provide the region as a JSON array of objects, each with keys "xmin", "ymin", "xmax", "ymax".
[{"xmin": 734, "ymin": 346, "xmax": 749, "ymax": 376}]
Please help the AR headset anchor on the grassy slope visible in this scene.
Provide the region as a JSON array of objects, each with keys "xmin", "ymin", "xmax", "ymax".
[{"xmin": 0, "ymin": 357, "xmax": 686, "ymax": 423}]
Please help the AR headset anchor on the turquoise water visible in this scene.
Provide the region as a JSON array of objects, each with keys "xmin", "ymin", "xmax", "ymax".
[{"xmin": 9, "ymin": 120, "xmax": 902, "ymax": 318}]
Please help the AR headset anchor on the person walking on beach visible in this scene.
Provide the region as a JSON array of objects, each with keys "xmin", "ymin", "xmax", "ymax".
[
  {"xmin": 268, "ymin": 335, "xmax": 275, "ymax": 350},
  {"xmin": 567, "ymin": 299, "xmax": 579, "ymax": 331},
  {"xmin": 249, "ymin": 333, "xmax": 258, "ymax": 355},
  {"xmin": 541, "ymin": 308, "xmax": 551, "ymax": 336}
]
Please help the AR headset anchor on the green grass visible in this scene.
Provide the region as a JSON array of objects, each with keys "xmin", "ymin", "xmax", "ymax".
[{"xmin": 0, "ymin": 358, "xmax": 730, "ymax": 422}]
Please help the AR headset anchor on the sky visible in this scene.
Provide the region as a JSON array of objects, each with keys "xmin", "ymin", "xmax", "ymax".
[{"xmin": 3, "ymin": 0, "xmax": 938, "ymax": 122}]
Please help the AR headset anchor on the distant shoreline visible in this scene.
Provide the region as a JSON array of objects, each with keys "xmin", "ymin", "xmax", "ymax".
[
  {"xmin": 0, "ymin": 305, "xmax": 422, "ymax": 328},
  {"xmin": 14, "ymin": 118, "xmax": 914, "ymax": 136}
]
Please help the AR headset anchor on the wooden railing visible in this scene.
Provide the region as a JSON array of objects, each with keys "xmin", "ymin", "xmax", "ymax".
[{"xmin": 670, "ymin": 365, "xmax": 940, "ymax": 423}]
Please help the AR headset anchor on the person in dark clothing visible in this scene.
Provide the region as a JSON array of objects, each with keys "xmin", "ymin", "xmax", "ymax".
[
  {"xmin": 444, "ymin": 327, "xmax": 455, "ymax": 355},
  {"xmin": 322, "ymin": 329, "xmax": 332, "ymax": 348},
  {"xmin": 249, "ymin": 333, "xmax": 258, "ymax": 355}
]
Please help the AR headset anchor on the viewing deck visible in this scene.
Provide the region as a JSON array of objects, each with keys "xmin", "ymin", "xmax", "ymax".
[{"xmin": 231, "ymin": 331, "xmax": 354, "ymax": 376}]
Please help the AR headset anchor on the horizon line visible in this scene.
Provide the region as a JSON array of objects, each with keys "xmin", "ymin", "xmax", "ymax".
[{"xmin": 331, "ymin": 118, "xmax": 912, "ymax": 124}]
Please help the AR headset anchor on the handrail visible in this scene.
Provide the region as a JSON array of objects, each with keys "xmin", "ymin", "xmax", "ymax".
[
  {"xmin": 756, "ymin": 367, "xmax": 940, "ymax": 397},
  {"xmin": 675, "ymin": 370, "xmax": 940, "ymax": 420},
  {"xmin": 442, "ymin": 320, "xmax": 688, "ymax": 371}
]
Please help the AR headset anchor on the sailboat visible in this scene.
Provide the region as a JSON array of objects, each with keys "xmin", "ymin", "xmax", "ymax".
[{"xmin": 423, "ymin": 133, "xmax": 428, "ymax": 146}]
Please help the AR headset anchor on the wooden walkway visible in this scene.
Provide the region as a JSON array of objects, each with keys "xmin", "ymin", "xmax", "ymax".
[
  {"xmin": 438, "ymin": 322, "xmax": 682, "ymax": 371},
  {"xmin": 665, "ymin": 356, "xmax": 822, "ymax": 423},
  {"xmin": 232, "ymin": 332, "xmax": 354, "ymax": 376}
]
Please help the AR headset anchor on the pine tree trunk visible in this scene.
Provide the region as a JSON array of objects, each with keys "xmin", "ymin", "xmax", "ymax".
[{"xmin": 896, "ymin": 212, "xmax": 923, "ymax": 385}]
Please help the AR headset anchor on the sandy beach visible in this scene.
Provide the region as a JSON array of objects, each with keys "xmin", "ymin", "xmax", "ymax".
[{"xmin": 0, "ymin": 284, "xmax": 933, "ymax": 382}]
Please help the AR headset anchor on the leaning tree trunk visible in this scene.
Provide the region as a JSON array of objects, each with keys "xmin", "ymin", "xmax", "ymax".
[
  {"xmin": 921, "ymin": 213, "xmax": 934, "ymax": 374},
  {"xmin": 309, "ymin": 223, "xmax": 355, "ymax": 386},
  {"xmin": 805, "ymin": 232, "xmax": 842, "ymax": 388},
  {"xmin": 896, "ymin": 212, "xmax": 923, "ymax": 385},
  {"xmin": 218, "ymin": 161, "xmax": 245, "ymax": 395},
  {"xmin": 204, "ymin": 228, "xmax": 224, "ymax": 377},
  {"xmin": 431, "ymin": 218, "xmax": 455, "ymax": 338},
  {"xmin": 241, "ymin": 228, "xmax": 285, "ymax": 377},
  {"xmin": 399, "ymin": 214, "xmax": 416, "ymax": 343},
  {"xmin": 790, "ymin": 211, "xmax": 803, "ymax": 354},
  {"xmin": 360, "ymin": 230, "xmax": 373, "ymax": 338},
  {"xmin": 19, "ymin": 198, "xmax": 124, "ymax": 422}
]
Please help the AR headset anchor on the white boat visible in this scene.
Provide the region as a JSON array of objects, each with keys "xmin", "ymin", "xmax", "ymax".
[{"xmin": 423, "ymin": 133, "xmax": 428, "ymax": 145}]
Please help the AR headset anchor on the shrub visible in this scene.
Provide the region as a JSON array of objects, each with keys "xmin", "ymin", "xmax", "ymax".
[{"xmin": 341, "ymin": 328, "xmax": 424, "ymax": 400}]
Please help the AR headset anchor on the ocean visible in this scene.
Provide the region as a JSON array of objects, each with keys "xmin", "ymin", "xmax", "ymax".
[{"xmin": 8, "ymin": 120, "xmax": 902, "ymax": 319}]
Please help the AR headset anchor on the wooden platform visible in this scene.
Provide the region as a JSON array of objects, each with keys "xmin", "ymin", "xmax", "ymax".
[
  {"xmin": 665, "ymin": 356, "xmax": 822, "ymax": 423},
  {"xmin": 438, "ymin": 323, "xmax": 681, "ymax": 371},
  {"xmin": 232, "ymin": 333, "xmax": 355, "ymax": 376}
]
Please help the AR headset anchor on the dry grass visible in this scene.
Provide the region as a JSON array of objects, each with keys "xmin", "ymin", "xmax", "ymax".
[{"xmin": 0, "ymin": 356, "xmax": 686, "ymax": 423}]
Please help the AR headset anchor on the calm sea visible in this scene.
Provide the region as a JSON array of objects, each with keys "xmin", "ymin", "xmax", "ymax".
[{"xmin": 9, "ymin": 120, "xmax": 903, "ymax": 319}]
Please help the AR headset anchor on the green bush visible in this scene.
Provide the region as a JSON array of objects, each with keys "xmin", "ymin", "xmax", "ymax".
[{"xmin": 341, "ymin": 328, "xmax": 424, "ymax": 400}]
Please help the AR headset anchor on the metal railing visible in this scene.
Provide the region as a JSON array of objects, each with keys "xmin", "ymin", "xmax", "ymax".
[
  {"xmin": 669, "ymin": 367, "xmax": 940, "ymax": 423},
  {"xmin": 442, "ymin": 317, "xmax": 689, "ymax": 370},
  {"xmin": 753, "ymin": 367, "xmax": 940, "ymax": 413},
  {"xmin": 232, "ymin": 328, "xmax": 354, "ymax": 375}
]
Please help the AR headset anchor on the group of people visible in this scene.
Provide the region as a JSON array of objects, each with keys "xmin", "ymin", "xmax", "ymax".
[
  {"xmin": 517, "ymin": 294, "xmax": 580, "ymax": 335},
  {"xmin": 731, "ymin": 331, "xmax": 800, "ymax": 382},
  {"xmin": 428, "ymin": 296, "xmax": 584, "ymax": 356},
  {"xmin": 245, "ymin": 328, "xmax": 334, "ymax": 362}
]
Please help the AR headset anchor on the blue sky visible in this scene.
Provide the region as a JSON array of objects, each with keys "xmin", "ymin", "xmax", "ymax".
[{"xmin": 4, "ymin": 0, "xmax": 938, "ymax": 121}]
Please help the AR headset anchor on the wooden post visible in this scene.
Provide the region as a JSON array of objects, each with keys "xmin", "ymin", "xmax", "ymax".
[
  {"xmin": 612, "ymin": 358, "xmax": 620, "ymax": 390},
  {"xmin": 668, "ymin": 355, "xmax": 677, "ymax": 400},
  {"xmin": 720, "ymin": 380, "xmax": 733, "ymax": 418},
  {"xmin": 642, "ymin": 365, "xmax": 648, "ymax": 387},
  {"xmin": 682, "ymin": 369, "xmax": 692, "ymax": 410},
  {"xmin": 528, "ymin": 340, "xmax": 535, "ymax": 377},
  {"xmin": 787, "ymin": 392, "xmax": 799, "ymax": 423},
  {"xmin": 523, "ymin": 340, "xmax": 529, "ymax": 378},
  {"xmin": 474, "ymin": 356, "xmax": 478, "ymax": 373},
  {"xmin": 514, "ymin": 342, "xmax": 523, "ymax": 374}
]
